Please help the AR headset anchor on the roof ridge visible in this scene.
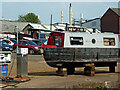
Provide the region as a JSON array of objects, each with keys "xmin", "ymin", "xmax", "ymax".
[{"xmin": 110, "ymin": 8, "xmax": 120, "ymax": 16}]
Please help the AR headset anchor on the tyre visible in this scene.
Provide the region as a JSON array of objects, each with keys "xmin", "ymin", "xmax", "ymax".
[{"xmin": 29, "ymin": 49, "xmax": 35, "ymax": 55}]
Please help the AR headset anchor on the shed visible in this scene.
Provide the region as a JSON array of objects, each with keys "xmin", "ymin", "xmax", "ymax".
[
  {"xmin": 23, "ymin": 23, "xmax": 57, "ymax": 39},
  {"xmin": 101, "ymin": 8, "xmax": 120, "ymax": 34}
]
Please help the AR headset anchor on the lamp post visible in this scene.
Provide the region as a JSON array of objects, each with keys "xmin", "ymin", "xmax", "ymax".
[
  {"xmin": 15, "ymin": 26, "xmax": 19, "ymax": 53},
  {"xmin": 10, "ymin": 26, "xmax": 29, "ymax": 81}
]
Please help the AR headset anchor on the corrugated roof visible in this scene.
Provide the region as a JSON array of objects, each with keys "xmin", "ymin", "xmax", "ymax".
[
  {"xmin": 1, "ymin": 20, "xmax": 29, "ymax": 32},
  {"xmin": 55, "ymin": 25, "xmax": 65, "ymax": 30},
  {"xmin": 82, "ymin": 18, "xmax": 100, "ymax": 24},
  {"xmin": 111, "ymin": 8, "xmax": 120, "ymax": 16},
  {"xmin": 29, "ymin": 23, "xmax": 46, "ymax": 30},
  {"xmin": 43, "ymin": 24, "xmax": 57, "ymax": 31}
]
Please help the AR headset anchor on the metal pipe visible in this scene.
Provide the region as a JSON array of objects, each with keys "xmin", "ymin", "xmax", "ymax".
[{"xmin": 15, "ymin": 26, "xmax": 19, "ymax": 53}]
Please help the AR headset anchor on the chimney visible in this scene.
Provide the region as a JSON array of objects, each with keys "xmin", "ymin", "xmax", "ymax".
[
  {"xmin": 50, "ymin": 14, "xmax": 52, "ymax": 30},
  {"xmin": 80, "ymin": 13, "xmax": 83, "ymax": 26},
  {"xmin": 69, "ymin": 3, "xmax": 73, "ymax": 27},
  {"xmin": 61, "ymin": 10, "xmax": 63, "ymax": 24},
  {"xmin": 72, "ymin": 12, "xmax": 74, "ymax": 25}
]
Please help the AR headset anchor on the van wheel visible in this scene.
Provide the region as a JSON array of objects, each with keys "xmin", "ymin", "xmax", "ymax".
[{"xmin": 29, "ymin": 49, "xmax": 35, "ymax": 55}]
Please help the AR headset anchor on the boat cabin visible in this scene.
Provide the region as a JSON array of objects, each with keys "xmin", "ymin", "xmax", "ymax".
[{"xmin": 47, "ymin": 32, "xmax": 119, "ymax": 49}]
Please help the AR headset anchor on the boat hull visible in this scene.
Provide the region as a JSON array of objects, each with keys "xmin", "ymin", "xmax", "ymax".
[{"xmin": 43, "ymin": 47, "xmax": 119, "ymax": 68}]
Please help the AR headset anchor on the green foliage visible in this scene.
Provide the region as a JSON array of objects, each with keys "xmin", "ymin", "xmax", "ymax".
[
  {"xmin": 97, "ymin": 85, "xmax": 105, "ymax": 90},
  {"xmin": 96, "ymin": 82, "xmax": 105, "ymax": 90},
  {"xmin": 13, "ymin": 85, "xmax": 18, "ymax": 88},
  {"xmin": 18, "ymin": 13, "xmax": 40, "ymax": 24}
]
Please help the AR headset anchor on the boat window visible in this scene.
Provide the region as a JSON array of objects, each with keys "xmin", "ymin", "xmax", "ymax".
[
  {"xmin": 119, "ymin": 38, "xmax": 120, "ymax": 42},
  {"xmin": 72, "ymin": 28, "xmax": 76, "ymax": 32},
  {"xmin": 77, "ymin": 28, "xmax": 79, "ymax": 31},
  {"xmin": 104, "ymin": 38, "xmax": 115, "ymax": 46},
  {"xmin": 70, "ymin": 37, "xmax": 83, "ymax": 45},
  {"xmin": 52, "ymin": 35, "xmax": 62, "ymax": 47},
  {"xmin": 79, "ymin": 28, "xmax": 85, "ymax": 32},
  {"xmin": 92, "ymin": 39, "xmax": 96, "ymax": 44},
  {"xmin": 68, "ymin": 28, "xmax": 72, "ymax": 31}
]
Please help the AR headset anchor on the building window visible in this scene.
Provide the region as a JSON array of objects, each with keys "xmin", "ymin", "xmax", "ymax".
[
  {"xmin": 70, "ymin": 37, "xmax": 83, "ymax": 45},
  {"xmin": 4, "ymin": 24, "xmax": 8, "ymax": 29},
  {"xmin": 104, "ymin": 38, "xmax": 115, "ymax": 46}
]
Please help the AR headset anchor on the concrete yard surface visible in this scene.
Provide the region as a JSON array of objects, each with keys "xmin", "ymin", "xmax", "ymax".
[
  {"xmin": 2, "ymin": 72, "xmax": 119, "ymax": 88},
  {"xmin": 1, "ymin": 53, "xmax": 120, "ymax": 88}
]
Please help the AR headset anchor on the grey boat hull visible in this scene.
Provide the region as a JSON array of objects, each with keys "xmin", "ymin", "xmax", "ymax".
[{"xmin": 43, "ymin": 47, "xmax": 119, "ymax": 68}]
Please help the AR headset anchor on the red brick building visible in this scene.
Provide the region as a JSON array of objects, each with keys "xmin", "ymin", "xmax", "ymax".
[{"xmin": 101, "ymin": 8, "xmax": 120, "ymax": 34}]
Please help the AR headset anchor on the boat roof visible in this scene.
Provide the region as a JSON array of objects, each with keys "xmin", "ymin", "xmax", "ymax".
[{"xmin": 52, "ymin": 31, "xmax": 116, "ymax": 35}]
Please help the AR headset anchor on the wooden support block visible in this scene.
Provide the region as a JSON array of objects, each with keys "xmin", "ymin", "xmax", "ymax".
[
  {"xmin": 56, "ymin": 67, "xmax": 67, "ymax": 76},
  {"xmin": 84, "ymin": 63, "xmax": 94, "ymax": 67},
  {"xmin": 84, "ymin": 63, "xmax": 95, "ymax": 76},
  {"xmin": 84, "ymin": 70, "xmax": 95, "ymax": 76}
]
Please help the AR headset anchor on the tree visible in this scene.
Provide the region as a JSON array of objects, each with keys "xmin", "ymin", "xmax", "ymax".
[{"xmin": 18, "ymin": 13, "xmax": 41, "ymax": 24}]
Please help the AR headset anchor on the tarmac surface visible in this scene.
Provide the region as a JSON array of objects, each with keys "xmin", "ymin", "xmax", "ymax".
[{"xmin": 0, "ymin": 53, "xmax": 120, "ymax": 88}]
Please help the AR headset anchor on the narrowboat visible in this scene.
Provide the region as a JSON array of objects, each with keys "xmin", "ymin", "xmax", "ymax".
[{"xmin": 43, "ymin": 31, "xmax": 120, "ymax": 75}]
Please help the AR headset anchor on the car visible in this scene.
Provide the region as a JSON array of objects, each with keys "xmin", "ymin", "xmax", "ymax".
[
  {"xmin": 32, "ymin": 39, "xmax": 56, "ymax": 48},
  {"xmin": 3, "ymin": 39, "xmax": 14, "ymax": 46},
  {"xmin": 0, "ymin": 41, "xmax": 13, "ymax": 51},
  {"xmin": 32, "ymin": 39, "xmax": 47, "ymax": 46},
  {"xmin": 9, "ymin": 38, "xmax": 17, "ymax": 44},
  {"xmin": 13, "ymin": 40, "xmax": 41, "ymax": 54}
]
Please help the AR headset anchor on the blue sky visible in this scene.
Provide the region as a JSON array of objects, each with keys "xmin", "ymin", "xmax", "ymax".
[{"xmin": 2, "ymin": 2, "xmax": 118, "ymax": 24}]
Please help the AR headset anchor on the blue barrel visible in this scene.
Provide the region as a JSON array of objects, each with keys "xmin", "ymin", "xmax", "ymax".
[{"xmin": 1, "ymin": 64, "xmax": 8, "ymax": 77}]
